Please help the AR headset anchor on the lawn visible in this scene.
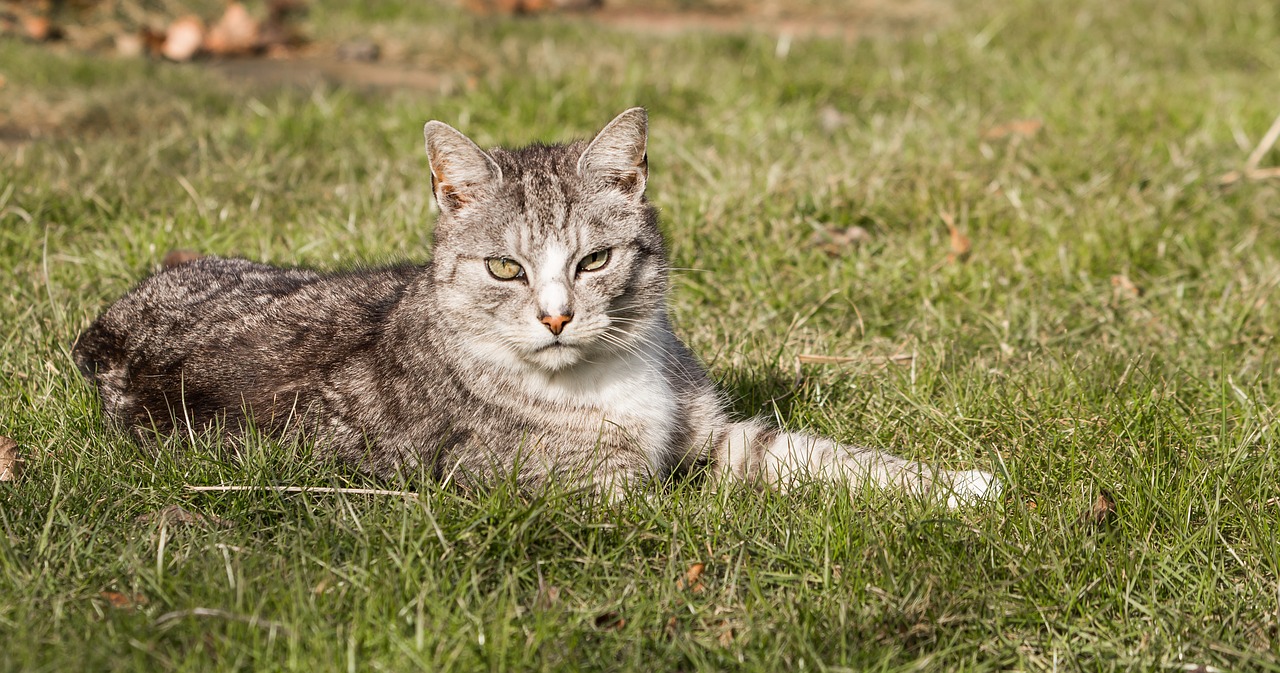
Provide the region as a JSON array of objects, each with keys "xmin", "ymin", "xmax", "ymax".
[{"xmin": 2, "ymin": 0, "xmax": 1279, "ymax": 670}]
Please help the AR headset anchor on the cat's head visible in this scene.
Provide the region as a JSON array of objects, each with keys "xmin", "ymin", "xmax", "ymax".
[{"xmin": 422, "ymin": 109, "xmax": 669, "ymax": 373}]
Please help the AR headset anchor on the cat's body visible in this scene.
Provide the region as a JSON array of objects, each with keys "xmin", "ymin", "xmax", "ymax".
[{"xmin": 75, "ymin": 109, "xmax": 999, "ymax": 505}]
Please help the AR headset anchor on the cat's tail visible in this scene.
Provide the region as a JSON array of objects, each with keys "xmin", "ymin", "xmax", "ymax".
[{"xmin": 712, "ymin": 420, "xmax": 1001, "ymax": 508}]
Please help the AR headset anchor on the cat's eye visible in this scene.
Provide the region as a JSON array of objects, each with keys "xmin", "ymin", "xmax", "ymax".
[
  {"xmin": 486, "ymin": 257, "xmax": 525, "ymax": 281},
  {"xmin": 577, "ymin": 249, "xmax": 611, "ymax": 273}
]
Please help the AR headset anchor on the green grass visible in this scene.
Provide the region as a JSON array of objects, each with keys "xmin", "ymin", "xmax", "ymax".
[{"xmin": 3, "ymin": 0, "xmax": 1280, "ymax": 669}]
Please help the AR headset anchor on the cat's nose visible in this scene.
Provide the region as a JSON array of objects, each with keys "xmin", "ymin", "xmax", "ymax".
[{"xmin": 540, "ymin": 313, "xmax": 573, "ymax": 336}]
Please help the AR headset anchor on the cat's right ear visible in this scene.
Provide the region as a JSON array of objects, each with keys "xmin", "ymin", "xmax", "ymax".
[{"xmin": 424, "ymin": 121, "xmax": 503, "ymax": 215}]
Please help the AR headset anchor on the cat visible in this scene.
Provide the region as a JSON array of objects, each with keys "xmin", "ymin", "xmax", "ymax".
[{"xmin": 73, "ymin": 108, "xmax": 1000, "ymax": 506}]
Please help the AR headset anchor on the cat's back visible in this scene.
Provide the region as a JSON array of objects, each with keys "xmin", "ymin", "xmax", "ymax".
[{"xmin": 74, "ymin": 256, "xmax": 422, "ymax": 431}]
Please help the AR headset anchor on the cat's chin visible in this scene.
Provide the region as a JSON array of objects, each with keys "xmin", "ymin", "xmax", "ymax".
[{"xmin": 522, "ymin": 343, "xmax": 587, "ymax": 372}]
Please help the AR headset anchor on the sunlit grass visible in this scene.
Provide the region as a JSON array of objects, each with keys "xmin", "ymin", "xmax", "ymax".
[{"xmin": 2, "ymin": 0, "xmax": 1279, "ymax": 670}]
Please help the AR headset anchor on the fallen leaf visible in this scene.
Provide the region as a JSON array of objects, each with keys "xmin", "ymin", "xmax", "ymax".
[
  {"xmin": 1110, "ymin": 274, "xmax": 1142, "ymax": 299},
  {"xmin": 162, "ymin": 249, "xmax": 205, "ymax": 269},
  {"xmin": 717, "ymin": 621, "xmax": 735, "ymax": 647},
  {"xmin": 114, "ymin": 32, "xmax": 144, "ymax": 58},
  {"xmin": 940, "ymin": 211, "xmax": 971, "ymax": 263},
  {"xmin": 136, "ymin": 504, "xmax": 232, "ymax": 529},
  {"xmin": 810, "ymin": 224, "xmax": 870, "ymax": 257},
  {"xmin": 594, "ymin": 610, "xmax": 625, "ymax": 631},
  {"xmin": 100, "ymin": 590, "xmax": 149, "ymax": 610},
  {"xmin": 983, "ymin": 118, "xmax": 1043, "ymax": 141},
  {"xmin": 162, "ymin": 16, "xmax": 205, "ymax": 62},
  {"xmin": 534, "ymin": 578, "xmax": 560, "ymax": 610},
  {"xmin": 676, "ymin": 562, "xmax": 706, "ymax": 592},
  {"xmin": 20, "ymin": 13, "xmax": 62, "ymax": 42},
  {"xmin": 1079, "ymin": 490, "xmax": 1116, "ymax": 527},
  {"xmin": 0, "ymin": 436, "xmax": 21, "ymax": 482},
  {"xmin": 205, "ymin": 2, "xmax": 259, "ymax": 56},
  {"xmin": 664, "ymin": 615, "xmax": 679, "ymax": 638}
]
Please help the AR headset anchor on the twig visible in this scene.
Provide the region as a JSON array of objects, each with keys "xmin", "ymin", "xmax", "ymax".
[
  {"xmin": 155, "ymin": 608, "xmax": 292, "ymax": 635},
  {"xmin": 1220, "ymin": 113, "xmax": 1280, "ymax": 185},
  {"xmin": 1245, "ymin": 114, "xmax": 1280, "ymax": 172},
  {"xmin": 797, "ymin": 353, "xmax": 914, "ymax": 365},
  {"xmin": 186, "ymin": 484, "xmax": 420, "ymax": 498}
]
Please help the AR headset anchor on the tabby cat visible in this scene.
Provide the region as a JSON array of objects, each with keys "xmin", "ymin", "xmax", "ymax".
[{"xmin": 74, "ymin": 108, "xmax": 999, "ymax": 506}]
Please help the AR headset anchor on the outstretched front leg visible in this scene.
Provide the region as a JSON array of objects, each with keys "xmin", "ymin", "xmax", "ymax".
[{"xmin": 713, "ymin": 420, "xmax": 1001, "ymax": 507}]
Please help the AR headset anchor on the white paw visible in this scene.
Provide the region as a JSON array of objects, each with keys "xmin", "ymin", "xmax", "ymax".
[{"xmin": 943, "ymin": 469, "xmax": 1002, "ymax": 509}]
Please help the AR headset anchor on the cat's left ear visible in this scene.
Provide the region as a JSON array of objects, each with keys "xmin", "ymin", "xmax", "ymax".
[{"xmin": 578, "ymin": 108, "xmax": 648, "ymax": 201}]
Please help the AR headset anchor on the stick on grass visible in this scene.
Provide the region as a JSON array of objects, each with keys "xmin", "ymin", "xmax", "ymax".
[{"xmin": 186, "ymin": 484, "xmax": 420, "ymax": 498}]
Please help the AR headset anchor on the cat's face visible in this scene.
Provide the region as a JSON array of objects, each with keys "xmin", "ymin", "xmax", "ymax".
[{"xmin": 424, "ymin": 109, "xmax": 668, "ymax": 373}]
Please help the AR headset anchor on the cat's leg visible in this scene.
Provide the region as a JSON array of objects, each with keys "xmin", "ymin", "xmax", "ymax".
[{"xmin": 713, "ymin": 420, "xmax": 1000, "ymax": 507}]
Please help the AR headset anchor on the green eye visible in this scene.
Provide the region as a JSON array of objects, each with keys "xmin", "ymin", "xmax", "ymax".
[
  {"xmin": 486, "ymin": 257, "xmax": 525, "ymax": 280},
  {"xmin": 577, "ymin": 249, "xmax": 610, "ymax": 273}
]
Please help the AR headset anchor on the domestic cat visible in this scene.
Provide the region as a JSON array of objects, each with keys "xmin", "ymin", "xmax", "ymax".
[{"xmin": 74, "ymin": 108, "xmax": 1000, "ymax": 506}]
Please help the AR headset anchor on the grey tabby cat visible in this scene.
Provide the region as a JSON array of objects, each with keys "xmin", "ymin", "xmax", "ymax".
[{"xmin": 74, "ymin": 108, "xmax": 999, "ymax": 506}]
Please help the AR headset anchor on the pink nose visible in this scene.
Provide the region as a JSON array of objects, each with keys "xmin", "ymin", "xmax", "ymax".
[{"xmin": 540, "ymin": 313, "xmax": 572, "ymax": 335}]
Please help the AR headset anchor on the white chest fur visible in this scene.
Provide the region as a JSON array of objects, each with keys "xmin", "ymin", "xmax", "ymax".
[{"xmin": 530, "ymin": 344, "xmax": 678, "ymax": 475}]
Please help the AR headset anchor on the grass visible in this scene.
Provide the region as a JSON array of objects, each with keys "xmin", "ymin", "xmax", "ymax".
[{"xmin": 2, "ymin": 0, "xmax": 1279, "ymax": 669}]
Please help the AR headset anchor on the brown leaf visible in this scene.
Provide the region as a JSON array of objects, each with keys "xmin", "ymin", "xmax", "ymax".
[
  {"xmin": 205, "ymin": 2, "xmax": 260, "ymax": 56},
  {"xmin": 162, "ymin": 249, "xmax": 205, "ymax": 269},
  {"xmin": 983, "ymin": 119, "xmax": 1043, "ymax": 141},
  {"xmin": 0, "ymin": 436, "xmax": 22, "ymax": 482},
  {"xmin": 676, "ymin": 562, "xmax": 706, "ymax": 592},
  {"xmin": 1110, "ymin": 274, "xmax": 1142, "ymax": 299},
  {"xmin": 1080, "ymin": 490, "xmax": 1117, "ymax": 527},
  {"xmin": 717, "ymin": 621, "xmax": 735, "ymax": 647},
  {"xmin": 664, "ymin": 615, "xmax": 679, "ymax": 638},
  {"xmin": 20, "ymin": 13, "xmax": 63, "ymax": 42},
  {"xmin": 136, "ymin": 504, "xmax": 232, "ymax": 529},
  {"xmin": 114, "ymin": 32, "xmax": 144, "ymax": 58},
  {"xmin": 810, "ymin": 224, "xmax": 870, "ymax": 257},
  {"xmin": 594, "ymin": 610, "xmax": 625, "ymax": 631},
  {"xmin": 534, "ymin": 578, "xmax": 560, "ymax": 610},
  {"xmin": 100, "ymin": 590, "xmax": 149, "ymax": 610},
  {"xmin": 940, "ymin": 211, "xmax": 971, "ymax": 263},
  {"xmin": 162, "ymin": 16, "xmax": 205, "ymax": 62}
]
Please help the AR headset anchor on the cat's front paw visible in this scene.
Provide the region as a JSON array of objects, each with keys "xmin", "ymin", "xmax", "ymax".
[{"xmin": 941, "ymin": 469, "xmax": 1002, "ymax": 509}]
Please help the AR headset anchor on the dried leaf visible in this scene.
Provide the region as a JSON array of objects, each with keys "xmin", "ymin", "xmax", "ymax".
[
  {"xmin": 593, "ymin": 610, "xmax": 625, "ymax": 631},
  {"xmin": 676, "ymin": 562, "xmax": 706, "ymax": 592},
  {"xmin": 162, "ymin": 16, "xmax": 205, "ymax": 62},
  {"xmin": 1110, "ymin": 274, "xmax": 1142, "ymax": 299},
  {"xmin": 162, "ymin": 249, "xmax": 205, "ymax": 269},
  {"xmin": 664, "ymin": 615, "xmax": 679, "ymax": 638},
  {"xmin": 717, "ymin": 621, "xmax": 735, "ymax": 647},
  {"xmin": 534, "ymin": 580, "xmax": 560, "ymax": 610},
  {"xmin": 0, "ymin": 436, "xmax": 22, "ymax": 482},
  {"xmin": 204, "ymin": 2, "xmax": 259, "ymax": 56},
  {"xmin": 136, "ymin": 504, "xmax": 232, "ymax": 529},
  {"xmin": 114, "ymin": 32, "xmax": 144, "ymax": 57},
  {"xmin": 1079, "ymin": 490, "xmax": 1116, "ymax": 527},
  {"xmin": 983, "ymin": 119, "xmax": 1043, "ymax": 140},
  {"xmin": 100, "ymin": 590, "xmax": 149, "ymax": 610},
  {"xmin": 20, "ymin": 13, "xmax": 63, "ymax": 42},
  {"xmin": 810, "ymin": 224, "xmax": 870, "ymax": 257},
  {"xmin": 940, "ymin": 211, "xmax": 971, "ymax": 263}
]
